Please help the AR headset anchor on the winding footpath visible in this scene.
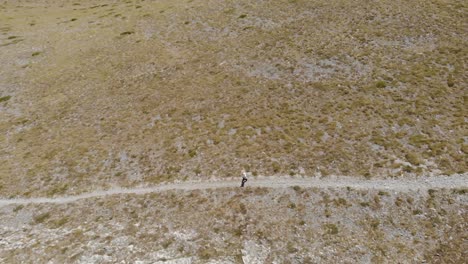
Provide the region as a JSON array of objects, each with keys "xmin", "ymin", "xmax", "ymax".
[{"xmin": 0, "ymin": 174, "xmax": 466, "ymax": 207}]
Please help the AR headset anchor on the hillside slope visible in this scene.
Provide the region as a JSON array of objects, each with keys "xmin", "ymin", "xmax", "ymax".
[{"xmin": 0, "ymin": 0, "xmax": 466, "ymax": 197}]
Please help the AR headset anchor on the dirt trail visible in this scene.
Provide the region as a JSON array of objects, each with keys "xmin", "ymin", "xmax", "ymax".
[{"xmin": 0, "ymin": 174, "xmax": 466, "ymax": 206}]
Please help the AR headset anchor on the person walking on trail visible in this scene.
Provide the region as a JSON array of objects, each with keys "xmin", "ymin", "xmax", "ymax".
[{"xmin": 241, "ymin": 172, "xmax": 248, "ymax": 187}]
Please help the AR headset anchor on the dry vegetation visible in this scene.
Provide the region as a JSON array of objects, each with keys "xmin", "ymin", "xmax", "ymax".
[
  {"xmin": 1, "ymin": 1, "xmax": 467, "ymax": 262},
  {"xmin": 0, "ymin": 0, "xmax": 466, "ymax": 197},
  {"xmin": 0, "ymin": 187, "xmax": 467, "ymax": 263}
]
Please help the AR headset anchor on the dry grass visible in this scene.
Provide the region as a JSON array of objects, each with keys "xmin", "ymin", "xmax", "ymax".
[{"xmin": 0, "ymin": 0, "xmax": 466, "ymax": 197}]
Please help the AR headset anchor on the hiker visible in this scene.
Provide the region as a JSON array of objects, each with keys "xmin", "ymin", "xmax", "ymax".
[{"xmin": 241, "ymin": 173, "xmax": 248, "ymax": 187}]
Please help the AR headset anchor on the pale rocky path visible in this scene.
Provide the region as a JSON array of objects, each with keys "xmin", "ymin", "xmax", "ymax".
[{"xmin": 0, "ymin": 174, "xmax": 466, "ymax": 206}]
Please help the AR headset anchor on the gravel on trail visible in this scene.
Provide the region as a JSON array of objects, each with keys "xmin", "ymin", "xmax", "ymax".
[{"xmin": 0, "ymin": 174, "xmax": 466, "ymax": 206}]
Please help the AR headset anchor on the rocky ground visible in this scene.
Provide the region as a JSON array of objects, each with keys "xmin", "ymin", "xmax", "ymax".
[
  {"xmin": 1, "ymin": 0, "xmax": 467, "ymax": 197},
  {"xmin": 1, "ymin": 181, "xmax": 467, "ymax": 263},
  {"xmin": 1, "ymin": 175, "xmax": 467, "ymax": 263}
]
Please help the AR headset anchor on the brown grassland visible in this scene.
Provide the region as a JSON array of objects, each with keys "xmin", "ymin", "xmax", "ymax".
[
  {"xmin": 0, "ymin": 0, "xmax": 467, "ymax": 262},
  {"xmin": 0, "ymin": 0, "xmax": 466, "ymax": 197}
]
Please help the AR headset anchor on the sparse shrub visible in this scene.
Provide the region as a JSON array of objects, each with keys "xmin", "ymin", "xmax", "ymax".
[
  {"xmin": 320, "ymin": 168, "xmax": 330, "ymax": 176},
  {"xmin": 238, "ymin": 14, "xmax": 247, "ymax": 19},
  {"xmin": 461, "ymin": 144, "xmax": 468, "ymax": 154},
  {"xmin": 324, "ymin": 208, "xmax": 331, "ymax": 218},
  {"xmin": 409, "ymin": 134, "xmax": 429, "ymax": 147},
  {"xmin": 403, "ymin": 165, "xmax": 413, "ymax": 173},
  {"xmin": 324, "ymin": 223, "xmax": 338, "ymax": 235},
  {"xmin": 447, "ymin": 75, "xmax": 455, "ymax": 87},
  {"xmin": 239, "ymin": 203, "xmax": 247, "ymax": 214},
  {"xmin": 360, "ymin": 201, "xmax": 370, "ymax": 207},
  {"xmin": 47, "ymin": 184, "xmax": 68, "ymax": 196},
  {"xmin": 272, "ymin": 162, "xmax": 281, "ymax": 173},
  {"xmin": 120, "ymin": 31, "xmax": 134, "ymax": 36},
  {"xmin": 199, "ymin": 247, "xmax": 217, "ymax": 259},
  {"xmin": 413, "ymin": 209, "xmax": 423, "ymax": 215},
  {"xmin": 375, "ymin": 80, "xmax": 386, "ymax": 88},
  {"xmin": 188, "ymin": 149, "xmax": 197, "ymax": 158},
  {"xmin": 406, "ymin": 197, "xmax": 414, "ymax": 204},
  {"xmin": 374, "ymin": 195, "xmax": 381, "ymax": 205},
  {"xmin": 233, "ymin": 227, "xmax": 243, "ymax": 237},
  {"xmin": 378, "ymin": 191, "xmax": 389, "ymax": 196},
  {"xmin": 453, "ymin": 188, "xmax": 467, "ymax": 195},
  {"xmin": 363, "ymin": 170, "xmax": 372, "ymax": 179},
  {"xmin": 32, "ymin": 51, "xmax": 41, "ymax": 56},
  {"xmin": 34, "ymin": 212, "xmax": 51, "ymax": 224},
  {"xmin": 287, "ymin": 242, "xmax": 298, "ymax": 253},
  {"xmin": 53, "ymin": 217, "xmax": 69, "ymax": 228},
  {"xmin": 395, "ymin": 197, "xmax": 403, "ymax": 206},
  {"xmin": 405, "ymin": 152, "xmax": 422, "ymax": 166},
  {"xmin": 13, "ymin": 205, "xmax": 24, "ymax": 212},
  {"xmin": 162, "ymin": 237, "xmax": 174, "ymax": 248},
  {"xmin": 0, "ymin": 95, "xmax": 11, "ymax": 102},
  {"xmin": 370, "ymin": 218, "xmax": 380, "ymax": 229},
  {"xmin": 333, "ymin": 198, "xmax": 348, "ymax": 207}
]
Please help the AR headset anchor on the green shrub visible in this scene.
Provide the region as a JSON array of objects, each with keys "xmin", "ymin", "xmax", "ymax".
[
  {"xmin": 0, "ymin": 95, "xmax": 11, "ymax": 102},
  {"xmin": 375, "ymin": 80, "xmax": 386, "ymax": 88}
]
